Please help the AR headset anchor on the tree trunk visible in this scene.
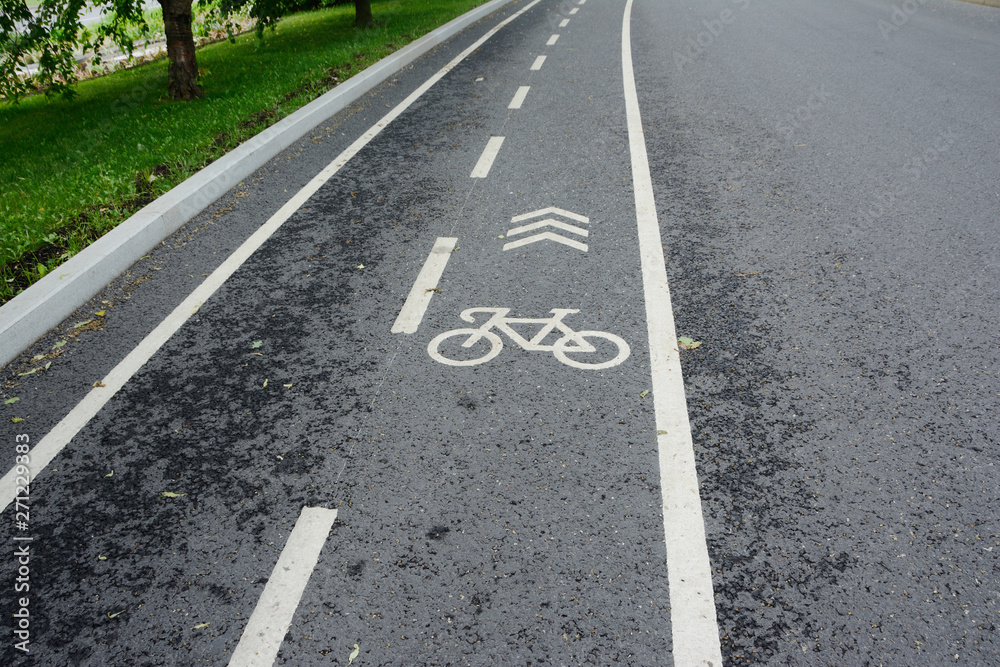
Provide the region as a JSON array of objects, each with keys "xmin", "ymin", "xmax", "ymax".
[
  {"xmin": 159, "ymin": 0, "xmax": 203, "ymax": 100},
  {"xmin": 355, "ymin": 0, "xmax": 373, "ymax": 28}
]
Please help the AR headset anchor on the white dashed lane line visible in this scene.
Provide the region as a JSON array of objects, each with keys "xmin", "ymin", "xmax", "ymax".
[
  {"xmin": 228, "ymin": 507, "xmax": 338, "ymax": 667},
  {"xmin": 391, "ymin": 237, "xmax": 458, "ymax": 334},
  {"xmin": 530, "ymin": 54, "xmax": 547, "ymax": 70},
  {"xmin": 470, "ymin": 136, "xmax": 505, "ymax": 178},
  {"xmin": 508, "ymin": 85, "xmax": 531, "ymax": 109}
]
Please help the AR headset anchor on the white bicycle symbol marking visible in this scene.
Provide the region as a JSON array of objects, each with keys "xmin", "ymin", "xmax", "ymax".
[{"xmin": 428, "ymin": 308, "xmax": 630, "ymax": 370}]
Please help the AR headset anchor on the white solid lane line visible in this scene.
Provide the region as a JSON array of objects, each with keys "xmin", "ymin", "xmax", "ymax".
[
  {"xmin": 391, "ymin": 237, "xmax": 458, "ymax": 334},
  {"xmin": 0, "ymin": 0, "xmax": 546, "ymax": 514},
  {"xmin": 470, "ymin": 136, "xmax": 505, "ymax": 178},
  {"xmin": 530, "ymin": 55, "xmax": 546, "ymax": 70},
  {"xmin": 547, "ymin": 34, "xmax": 560, "ymax": 45},
  {"xmin": 228, "ymin": 507, "xmax": 338, "ymax": 666},
  {"xmin": 508, "ymin": 85, "xmax": 531, "ymax": 109},
  {"xmin": 620, "ymin": 0, "xmax": 723, "ymax": 665}
]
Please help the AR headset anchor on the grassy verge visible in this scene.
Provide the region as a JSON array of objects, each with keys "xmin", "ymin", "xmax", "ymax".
[{"xmin": 0, "ymin": 0, "xmax": 490, "ymax": 304}]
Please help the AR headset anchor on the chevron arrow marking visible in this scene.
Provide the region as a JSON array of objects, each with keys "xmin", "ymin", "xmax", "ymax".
[
  {"xmin": 503, "ymin": 232, "xmax": 588, "ymax": 252},
  {"xmin": 510, "ymin": 207, "xmax": 590, "ymax": 224},
  {"xmin": 506, "ymin": 218, "xmax": 589, "ymax": 238}
]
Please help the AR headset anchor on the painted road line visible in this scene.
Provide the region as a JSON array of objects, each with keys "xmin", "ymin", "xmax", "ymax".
[
  {"xmin": 547, "ymin": 34, "xmax": 560, "ymax": 45},
  {"xmin": 391, "ymin": 237, "xmax": 458, "ymax": 334},
  {"xmin": 621, "ymin": 0, "xmax": 723, "ymax": 665},
  {"xmin": 507, "ymin": 219, "xmax": 588, "ymax": 238},
  {"xmin": 228, "ymin": 507, "xmax": 338, "ymax": 666},
  {"xmin": 508, "ymin": 86, "xmax": 531, "ymax": 109},
  {"xmin": 569, "ymin": 7, "xmax": 579, "ymax": 14},
  {"xmin": 502, "ymin": 231, "xmax": 587, "ymax": 253},
  {"xmin": 511, "ymin": 206, "xmax": 589, "ymax": 224},
  {"xmin": 559, "ymin": 18, "xmax": 570, "ymax": 27},
  {"xmin": 471, "ymin": 136, "xmax": 505, "ymax": 178},
  {"xmin": 530, "ymin": 55, "xmax": 547, "ymax": 70},
  {"xmin": 0, "ymin": 0, "xmax": 546, "ymax": 515}
]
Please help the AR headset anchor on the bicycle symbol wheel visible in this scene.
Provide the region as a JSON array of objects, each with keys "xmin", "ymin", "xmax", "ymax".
[
  {"xmin": 552, "ymin": 331, "xmax": 630, "ymax": 369},
  {"xmin": 428, "ymin": 329, "xmax": 504, "ymax": 366}
]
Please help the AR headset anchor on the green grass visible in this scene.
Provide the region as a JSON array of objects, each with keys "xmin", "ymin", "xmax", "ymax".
[{"xmin": 0, "ymin": 0, "xmax": 490, "ymax": 303}]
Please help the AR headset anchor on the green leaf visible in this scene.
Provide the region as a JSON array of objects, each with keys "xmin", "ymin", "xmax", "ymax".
[
  {"xmin": 4, "ymin": 397, "xmax": 19, "ymax": 405},
  {"xmin": 17, "ymin": 368, "xmax": 39, "ymax": 377},
  {"xmin": 98, "ymin": 554, "xmax": 107, "ymax": 561},
  {"xmin": 53, "ymin": 340, "xmax": 67, "ymax": 349},
  {"xmin": 349, "ymin": 643, "xmax": 360, "ymax": 665},
  {"xmin": 74, "ymin": 319, "xmax": 93, "ymax": 329},
  {"xmin": 192, "ymin": 622, "xmax": 210, "ymax": 630},
  {"xmin": 640, "ymin": 390, "xmax": 649, "ymax": 398},
  {"xmin": 678, "ymin": 337, "xmax": 702, "ymax": 350},
  {"xmin": 107, "ymin": 609, "xmax": 126, "ymax": 619},
  {"xmin": 251, "ymin": 340, "xmax": 263, "ymax": 349},
  {"xmin": 105, "ymin": 470, "xmax": 114, "ymax": 478},
  {"xmin": 160, "ymin": 491, "xmax": 186, "ymax": 498},
  {"xmin": 11, "ymin": 417, "xmax": 23, "ymax": 423},
  {"xmin": 656, "ymin": 430, "xmax": 667, "ymax": 435}
]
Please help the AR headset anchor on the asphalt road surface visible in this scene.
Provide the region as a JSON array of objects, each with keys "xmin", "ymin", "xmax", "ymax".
[{"xmin": 2, "ymin": 0, "xmax": 999, "ymax": 665}]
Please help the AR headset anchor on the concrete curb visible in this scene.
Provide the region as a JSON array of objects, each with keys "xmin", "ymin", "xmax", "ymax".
[{"xmin": 0, "ymin": 0, "xmax": 517, "ymax": 369}]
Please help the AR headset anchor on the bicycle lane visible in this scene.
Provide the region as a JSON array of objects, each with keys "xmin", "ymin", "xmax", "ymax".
[
  {"xmin": 0, "ymin": 2, "xmax": 571, "ymax": 664},
  {"xmin": 282, "ymin": 0, "xmax": 719, "ymax": 664},
  {"xmin": 0, "ymin": 1, "xmax": 719, "ymax": 665}
]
